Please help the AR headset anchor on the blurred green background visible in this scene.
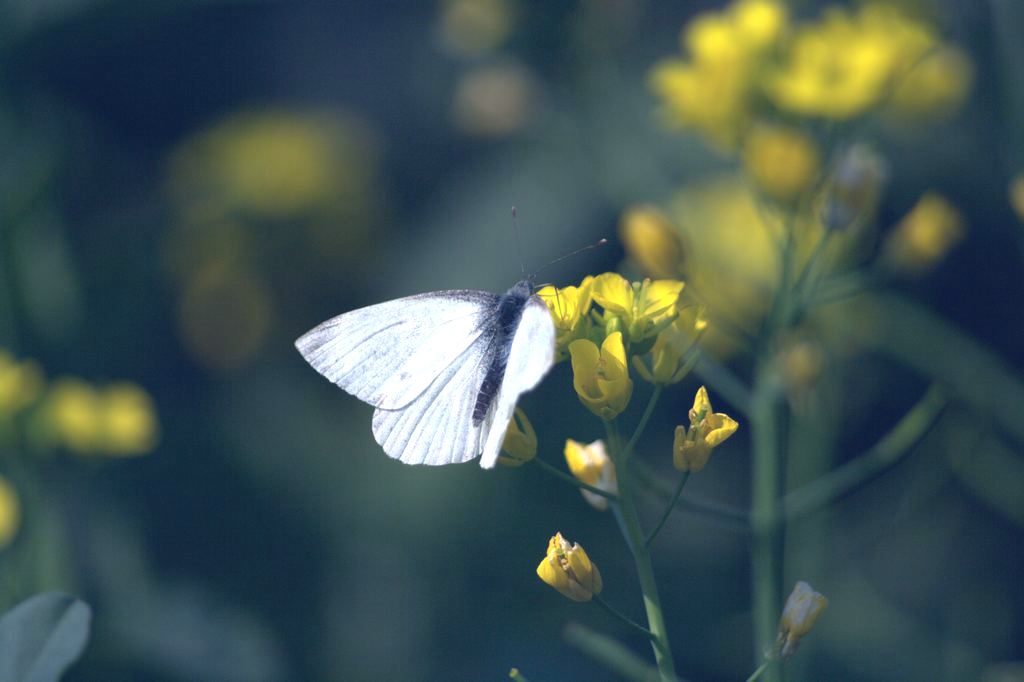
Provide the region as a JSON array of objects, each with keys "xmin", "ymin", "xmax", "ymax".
[{"xmin": 0, "ymin": 0, "xmax": 1022, "ymax": 680}]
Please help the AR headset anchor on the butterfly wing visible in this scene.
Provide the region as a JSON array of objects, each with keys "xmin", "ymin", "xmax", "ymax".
[
  {"xmin": 371, "ymin": 332, "xmax": 493, "ymax": 465},
  {"xmin": 295, "ymin": 290, "xmax": 499, "ymax": 410},
  {"xmin": 478, "ymin": 294, "xmax": 556, "ymax": 468}
]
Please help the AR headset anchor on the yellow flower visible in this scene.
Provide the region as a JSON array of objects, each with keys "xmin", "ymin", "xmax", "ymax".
[
  {"xmin": 564, "ymin": 439, "xmax": 617, "ymax": 511},
  {"xmin": 881, "ymin": 192, "xmax": 965, "ymax": 275},
  {"xmin": 0, "ymin": 350, "xmax": 44, "ymax": 419},
  {"xmin": 775, "ymin": 581, "xmax": 828, "ymax": 659},
  {"xmin": 46, "ymin": 379, "xmax": 159, "ymax": 456},
  {"xmin": 649, "ymin": 0, "xmax": 787, "ymax": 149},
  {"xmin": 618, "ymin": 206, "xmax": 683, "ymax": 279},
  {"xmin": 765, "ymin": 5, "xmax": 936, "ymax": 120},
  {"xmin": 1009, "ymin": 176, "xmax": 1024, "ymax": 223},
  {"xmin": 742, "ymin": 124, "xmax": 820, "ymax": 202},
  {"xmin": 591, "ymin": 273, "xmax": 684, "ymax": 345},
  {"xmin": 538, "ymin": 277, "xmax": 594, "ymax": 361},
  {"xmin": 102, "ymin": 383, "xmax": 159, "ymax": 456},
  {"xmin": 568, "ymin": 332, "xmax": 633, "ymax": 420},
  {"xmin": 632, "ymin": 306, "xmax": 707, "ymax": 385},
  {"xmin": 498, "ymin": 408, "xmax": 537, "ymax": 467},
  {"xmin": 673, "ymin": 386, "xmax": 738, "ymax": 472},
  {"xmin": 0, "ymin": 475, "xmax": 20, "ymax": 550},
  {"xmin": 47, "ymin": 378, "xmax": 103, "ymax": 453},
  {"xmin": 888, "ymin": 46, "xmax": 973, "ymax": 120},
  {"xmin": 536, "ymin": 532, "xmax": 603, "ymax": 602}
]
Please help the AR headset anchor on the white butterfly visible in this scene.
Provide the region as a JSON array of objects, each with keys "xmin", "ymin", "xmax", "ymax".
[{"xmin": 295, "ymin": 278, "xmax": 556, "ymax": 468}]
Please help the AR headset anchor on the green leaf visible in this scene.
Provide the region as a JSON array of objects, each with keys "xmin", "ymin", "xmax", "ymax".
[{"xmin": 0, "ymin": 592, "xmax": 92, "ymax": 682}]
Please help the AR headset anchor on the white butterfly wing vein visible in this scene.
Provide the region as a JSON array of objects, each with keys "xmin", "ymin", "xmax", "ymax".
[
  {"xmin": 295, "ymin": 291, "xmax": 496, "ymax": 410},
  {"xmin": 479, "ymin": 297, "xmax": 556, "ymax": 468}
]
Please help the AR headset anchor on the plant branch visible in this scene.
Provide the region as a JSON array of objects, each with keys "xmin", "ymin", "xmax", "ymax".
[
  {"xmin": 531, "ymin": 457, "xmax": 619, "ymax": 501},
  {"xmin": 644, "ymin": 472, "xmax": 691, "ymax": 549}
]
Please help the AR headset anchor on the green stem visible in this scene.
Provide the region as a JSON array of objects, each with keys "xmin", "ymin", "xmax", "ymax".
[
  {"xmin": 623, "ymin": 386, "xmax": 662, "ymax": 461},
  {"xmin": 644, "ymin": 472, "xmax": 691, "ymax": 549},
  {"xmin": 784, "ymin": 385, "xmax": 946, "ymax": 520},
  {"xmin": 592, "ymin": 593, "xmax": 657, "ymax": 640},
  {"xmin": 747, "ymin": 661, "xmax": 770, "ymax": 682},
  {"xmin": 563, "ymin": 622, "xmax": 670, "ymax": 682},
  {"xmin": 750, "ymin": 360, "xmax": 783, "ymax": 678},
  {"xmin": 632, "ymin": 460, "xmax": 749, "ymax": 529},
  {"xmin": 605, "ymin": 420, "xmax": 677, "ymax": 680},
  {"xmin": 531, "ymin": 457, "xmax": 619, "ymax": 502}
]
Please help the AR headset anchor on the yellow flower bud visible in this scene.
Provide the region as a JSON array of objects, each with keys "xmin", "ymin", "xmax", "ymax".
[
  {"xmin": 882, "ymin": 192, "xmax": 965, "ymax": 275},
  {"xmin": 45, "ymin": 379, "xmax": 159, "ymax": 456},
  {"xmin": 568, "ymin": 332, "xmax": 633, "ymax": 420},
  {"xmin": 0, "ymin": 474, "xmax": 20, "ymax": 550},
  {"xmin": 742, "ymin": 124, "xmax": 820, "ymax": 202},
  {"xmin": 591, "ymin": 273, "xmax": 684, "ymax": 345},
  {"xmin": 673, "ymin": 386, "xmax": 738, "ymax": 472},
  {"xmin": 563, "ymin": 439, "xmax": 617, "ymax": 511},
  {"xmin": 619, "ymin": 206, "xmax": 683, "ymax": 279},
  {"xmin": 775, "ymin": 581, "xmax": 828, "ymax": 659},
  {"xmin": 498, "ymin": 408, "xmax": 537, "ymax": 467},
  {"xmin": 537, "ymin": 277, "xmax": 594, "ymax": 361},
  {"xmin": 536, "ymin": 532, "xmax": 603, "ymax": 602},
  {"xmin": 0, "ymin": 350, "xmax": 44, "ymax": 418},
  {"xmin": 633, "ymin": 305, "xmax": 706, "ymax": 385}
]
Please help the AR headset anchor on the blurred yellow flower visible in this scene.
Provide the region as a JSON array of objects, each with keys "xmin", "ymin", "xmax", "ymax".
[
  {"xmin": 536, "ymin": 532, "xmax": 603, "ymax": 602},
  {"xmin": 538, "ymin": 277, "xmax": 594, "ymax": 361},
  {"xmin": 498, "ymin": 408, "xmax": 537, "ymax": 467},
  {"xmin": 632, "ymin": 306, "xmax": 706, "ymax": 386},
  {"xmin": 619, "ymin": 205, "xmax": 684, "ymax": 279},
  {"xmin": 1010, "ymin": 176, "xmax": 1024, "ymax": 222},
  {"xmin": 569, "ymin": 332, "xmax": 633, "ymax": 421},
  {"xmin": 673, "ymin": 386, "xmax": 738, "ymax": 472},
  {"xmin": 888, "ymin": 46, "xmax": 973, "ymax": 120},
  {"xmin": 882, "ymin": 192, "xmax": 965, "ymax": 275},
  {"xmin": 46, "ymin": 379, "xmax": 159, "ymax": 456},
  {"xmin": 766, "ymin": 5, "xmax": 936, "ymax": 120},
  {"xmin": 591, "ymin": 274, "xmax": 684, "ymax": 345},
  {"xmin": 167, "ymin": 110, "xmax": 376, "ymax": 223},
  {"xmin": 0, "ymin": 350, "xmax": 44, "ymax": 418},
  {"xmin": 47, "ymin": 378, "xmax": 103, "ymax": 453},
  {"xmin": 775, "ymin": 581, "xmax": 828, "ymax": 659},
  {"xmin": 0, "ymin": 475, "xmax": 20, "ymax": 550},
  {"xmin": 742, "ymin": 124, "xmax": 820, "ymax": 202},
  {"xmin": 564, "ymin": 439, "xmax": 617, "ymax": 511},
  {"xmin": 650, "ymin": 0, "xmax": 787, "ymax": 149},
  {"xmin": 438, "ymin": 0, "xmax": 515, "ymax": 57},
  {"xmin": 102, "ymin": 383, "xmax": 159, "ymax": 456},
  {"xmin": 451, "ymin": 63, "xmax": 536, "ymax": 138}
]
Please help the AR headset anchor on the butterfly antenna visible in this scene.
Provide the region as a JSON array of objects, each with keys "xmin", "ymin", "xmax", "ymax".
[
  {"xmin": 531, "ymin": 238, "xmax": 608, "ymax": 279},
  {"xmin": 512, "ymin": 206, "xmax": 527, "ymax": 277}
]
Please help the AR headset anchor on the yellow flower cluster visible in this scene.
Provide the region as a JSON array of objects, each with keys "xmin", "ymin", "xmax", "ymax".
[
  {"xmin": 540, "ymin": 273, "xmax": 702, "ymax": 419},
  {"xmin": 0, "ymin": 348, "xmax": 159, "ymax": 458},
  {"xmin": 650, "ymin": 1, "xmax": 972, "ymax": 201},
  {"xmin": 45, "ymin": 380, "xmax": 159, "ymax": 457},
  {"xmin": 650, "ymin": 0, "xmax": 787, "ymax": 149}
]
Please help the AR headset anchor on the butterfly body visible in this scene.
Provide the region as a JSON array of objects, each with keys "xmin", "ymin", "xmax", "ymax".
[{"xmin": 296, "ymin": 277, "xmax": 554, "ymax": 468}]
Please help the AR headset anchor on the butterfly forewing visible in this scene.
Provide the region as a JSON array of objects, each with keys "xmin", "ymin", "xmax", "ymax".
[
  {"xmin": 478, "ymin": 294, "xmax": 556, "ymax": 468},
  {"xmin": 295, "ymin": 290, "xmax": 499, "ymax": 410}
]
